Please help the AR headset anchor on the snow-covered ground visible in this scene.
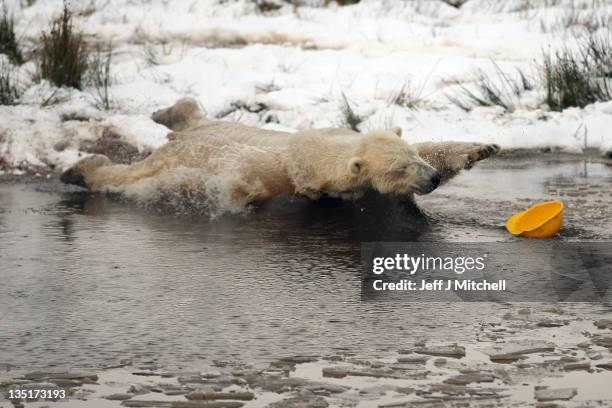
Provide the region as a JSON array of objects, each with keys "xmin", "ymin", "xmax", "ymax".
[{"xmin": 1, "ymin": 0, "xmax": 612, "ymax": 174}]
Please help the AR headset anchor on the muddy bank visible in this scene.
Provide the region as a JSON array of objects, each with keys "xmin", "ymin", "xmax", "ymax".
[{"xmin": 1, "ymin": 305, "xmax": 612, "ymax": 407}]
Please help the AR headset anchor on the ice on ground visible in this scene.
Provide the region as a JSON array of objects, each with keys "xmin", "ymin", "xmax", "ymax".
[{"xmin": 1, "ymin": 0, "xmax": 612, "ymax": 172}]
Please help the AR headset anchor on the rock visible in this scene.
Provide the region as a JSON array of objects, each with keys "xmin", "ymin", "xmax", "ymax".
[
  {"xmin": 425, "ymin": 383, "xmax": 470, "ymax": 396},
  {"xmin": 537, "ymin": 319, "xmax": 568, "ymax": 328},
  {"xmin": 189, "ymin": 375, "xmax": 241, "ymax": 388},
  {"xmin": 542, "ymin": 307, "xmax": 564, "ymax": 315},
  {"xmin": 587, "ymin": 351, "xmax": 603, "ymax": 360},
  {"xmin": 18, "ymin": 382, "xmax": 61, "ymax": 391},
  {"xmin": 358, "ymin": 385, "xmax": 394, "ymax": 396},
  {"xmin": 244, "ymin": 375, "xmax": 309, "ymax": 393},
  {"xmin": 123, "ymin": 402, "xmax": 244, "ymax": 408},
  {"xmin": 444, "ymin": 373, "xmax": 495, "ymax": 385},
  {"xmin": 279, "ymin": 356, "xmax": 318, "ymax": 364},
  {"xmin": 594, "ymin": 319, "xmax": 612, "ymax": 329},
  {"xmin": 122, "ymin": 402, "xmax": 172, "ymax": 407},
  {"xmin": 395, "ymin": 386, "xmax": 416, "ymax": 395},
  {"xmin": 563, "ymin": 361, "xmax": 590, "ymax": 370},
  {"xmin": 128, "ymin": 384, "xmax": 151, "ymax": 395},
  {"xmin": 481, "ymin": 341, "xmax": 555, "ymax": 362},
  {"xmin": 577, "ymin": 342, "xmax": 590, "ymax": 349},
  {"xmin": 321, "ymin": 366, "xmax": 412, "ymax": 380},
  {"xmin": 177, "ymin": 375, "xmax": 208, "ymax": 384},
  {"xmin": 396, "ymin": 355, "xmax": 428, "ymax": 364},
  {"xmin": 390, "ymin": 363, "xmax": 426, "ymax": 371},
  {"xmin": 71, "ymin": 388, "xmax": 96, "ymax": 400},
  {"xmin": 414, "ymin": 339, "xmax": 426, "ymax": 347},
  {"xmin": 133, "ymin": 371, "xmax": 160, "ymax": 376},
  {"xmin": 596, "ymin": 361, "xmax": 612, "ymax": 370},
  {"xmin": 230, "ymin": 369, "xmax": 259, "ymax": 377},
  {"xmin": 413, "ymin": 345, "xmax": 465, "ymax": 358},
  {"xmin": 378, "ymin": 401, "xmax": 413, "ymax": 408},
  {"xmin": 55, "ymin": 372, "xmax": 99, "ymax": 381},
  {"xmin": 267, "ymin": 391, "xmax": 328, "ymax": 408},
  {"xmin": 22, "ymin": 371, "xmax": 98, "ymax": 382},
  {"xmin": 592, "ymin": 336, "xmax": 612, "ymax": 349},
  {"xmin": 172, "ymin": 402, "xmax": 245, "ymax": 408},
  {"xmin": 48, "ymin": 378, "xmax": 83, "ymax": 387},
  {"xmin": 534, "ymin": 387, "xmax": 577, "ymax": 401},
  {"xmin": 304, "ymin": 382, "xmax": 349, "ymax": 394},
  {"xmin": 105, "ymin": 393, "xmax": 134, "ymax": 401},
  {"xmin": 200, "ymin": 370, "xmax": 222, "ymax": 379},
  {"xmin": 0, "ymin": 379, "xmax": 30, "ymax": 387},
  {"xmin": 322, "ymin": 367, "xmax": 347, "ymax": 379},
  {"xmin": 191, "ymin": 386, "xmax": 218, "ymax": 394},
  {"xmin": 186, "ymin": 391, "xmax": 254, "ymax": 401},
  {"xmin": 163, "ymin": 388, "xmax": 188, "ymax": 396}
]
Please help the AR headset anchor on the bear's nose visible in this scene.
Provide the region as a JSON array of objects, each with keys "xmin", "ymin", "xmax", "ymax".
[{"xmin": 430, "ymin": 172, "xmax": 441, "ymax": 189}]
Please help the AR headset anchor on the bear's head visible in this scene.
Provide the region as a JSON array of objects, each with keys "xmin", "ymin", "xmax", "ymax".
[{"xmin": 349, "ymin": 131, "xmax": 441, "ymax": 196}]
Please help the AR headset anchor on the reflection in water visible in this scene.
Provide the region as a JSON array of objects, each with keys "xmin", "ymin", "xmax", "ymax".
[
  {"xmin": 0, "ymin": 185, "xmax": 448, "ymax": 371},
  {"xmin": 0, "ymin": 160, "xmax": 611, "ymax": 371}
]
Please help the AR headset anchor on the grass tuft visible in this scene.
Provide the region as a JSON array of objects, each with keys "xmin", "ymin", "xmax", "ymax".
[
  {"xmin": 338, "ymin": 92, "xmax": 364, "ymax": 131},
  {"xmin": 388, "ymin": 82, "xmax": 423, "ymax": 110},
  {"xmin": 0, "ymin": 3, "xmax": 23, "ymax": 65},
  {"xmin": 255, "ymin": 0, "xmax": 283, "ymax": 13},
  {"xmin": 333, "ymin": 0, "xmax": 361, "ymax": 5},
  {"xmin": 448, "ymin": 63, "xmax": 533, "ymax": 112},
  {"xmin": 37, "ymin": 3, "xmax": 88, "ymax": 89},
  {"xmin": 542, "ymin": 35, "xmax": 612, "ymax": 111},
  {"xmin": 0, "ymin": 61, "xmax": 20, "ymax": 105},
  {"xmin": 87, "ymin": 43, "xmax": 114, "ymax": 110}
]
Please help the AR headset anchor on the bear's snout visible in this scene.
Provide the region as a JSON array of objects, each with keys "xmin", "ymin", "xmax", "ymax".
[
  {"xmin": 416, "ymin": 170, "xmax": 441, "ymax": 194},
  {"xmin": 430, "ymin": 172, "xmax": 441, "ymax": 189},
  {"xmin": 413, "ymin": 163, "xmax": 441, "ymax": 195}
]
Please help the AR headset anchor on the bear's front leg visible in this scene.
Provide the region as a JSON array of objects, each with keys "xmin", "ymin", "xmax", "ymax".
[{"xmin": 413, "ymin": 142, "xmax": 500, "ymax": 182}]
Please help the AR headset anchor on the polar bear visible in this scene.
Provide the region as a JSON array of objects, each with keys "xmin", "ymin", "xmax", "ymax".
[{"xmin": 61, "ymin": 98, "xmax": 499, "ymax": 207}]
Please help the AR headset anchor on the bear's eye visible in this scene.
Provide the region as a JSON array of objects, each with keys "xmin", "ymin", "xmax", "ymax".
[{"xmin": 397, "ymin": 165, "xmax": 409, "ymax": 172}]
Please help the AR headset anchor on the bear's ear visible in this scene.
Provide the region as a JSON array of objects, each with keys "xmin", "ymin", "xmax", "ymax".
[
  {"xmin": 389, "ymin": 127, "xmax": 402, "ymax": 137},
  {"xmin": 349, "ymin": 157, "xmax": 363, "ymax": 175}
]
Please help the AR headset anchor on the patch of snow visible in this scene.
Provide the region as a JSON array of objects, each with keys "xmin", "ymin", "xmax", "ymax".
[{"xmin": 1, "ymin": 0, "xmax": 611, "ymax": 172}]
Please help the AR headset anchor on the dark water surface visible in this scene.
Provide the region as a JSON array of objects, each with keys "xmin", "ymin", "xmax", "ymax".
[{"xmin": 1, "ymin": 157, "xmax": 611, "ymax": 371}]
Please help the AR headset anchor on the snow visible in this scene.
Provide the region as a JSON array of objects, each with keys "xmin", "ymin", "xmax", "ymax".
[{"xmin": 1, "ymin": 0, "xmax": 611, "ymax": 172}]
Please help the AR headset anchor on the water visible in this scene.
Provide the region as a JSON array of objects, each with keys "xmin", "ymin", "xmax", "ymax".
[{"xmin": 1, "ymin": 157, "xmax": 611, "ymax": 371}]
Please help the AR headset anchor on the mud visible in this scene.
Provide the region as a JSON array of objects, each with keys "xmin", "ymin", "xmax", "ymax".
[{"xmin": 1, "ymin": 307, "xmax": 612, "ymax": 407}]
